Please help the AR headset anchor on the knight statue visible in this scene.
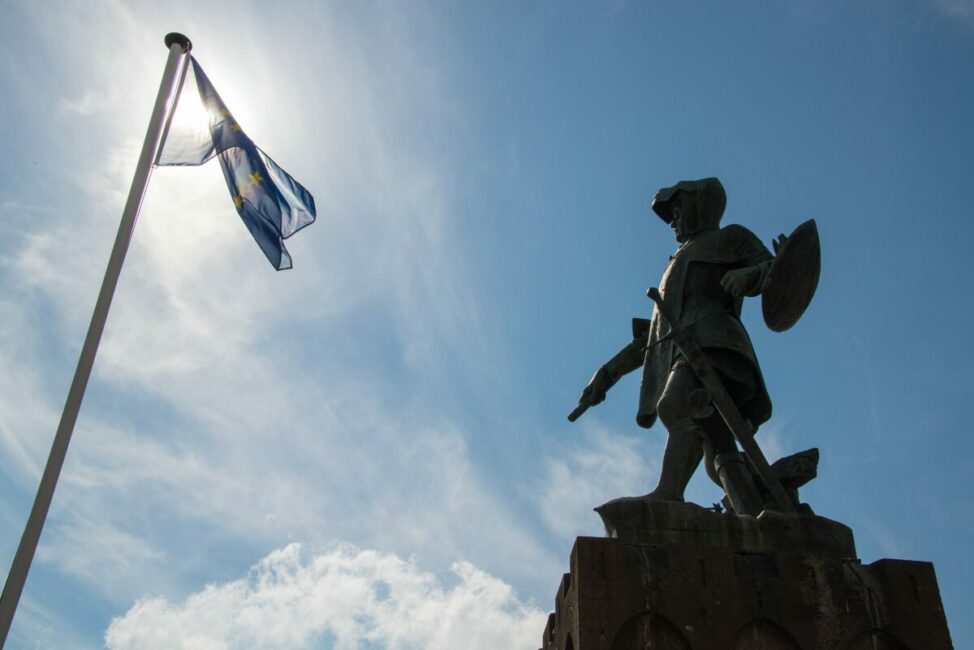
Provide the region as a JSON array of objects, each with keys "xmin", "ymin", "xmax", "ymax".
[{"xmin": 570, "ymin": 177, "xmax": 820, "ymax": 516}]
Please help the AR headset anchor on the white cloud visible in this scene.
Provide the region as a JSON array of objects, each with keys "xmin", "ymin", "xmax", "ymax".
[{"xmin": 105, "ymin": 543, "xmax": 547, "ymax": 650}]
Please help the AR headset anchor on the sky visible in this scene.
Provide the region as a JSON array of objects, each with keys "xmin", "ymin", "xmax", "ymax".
[{"xmin": 1, "ymin": 1, "xmax": 973, "ymax": 648}]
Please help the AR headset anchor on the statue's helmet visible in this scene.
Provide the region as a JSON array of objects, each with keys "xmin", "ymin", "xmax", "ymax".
[{"xmin": 651, "ymin": 177, "xmax": 727, "ymax": 233}]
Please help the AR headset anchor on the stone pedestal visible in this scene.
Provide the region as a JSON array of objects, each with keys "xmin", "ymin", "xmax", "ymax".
[{"xmin": 540, "ymin": 501, "xmax": 952, "ymax": 650}]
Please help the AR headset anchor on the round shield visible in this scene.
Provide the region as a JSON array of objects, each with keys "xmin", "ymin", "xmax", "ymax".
[{"xmin": 762, "ymin": 219, "xmax": 821, "ymax": 332}]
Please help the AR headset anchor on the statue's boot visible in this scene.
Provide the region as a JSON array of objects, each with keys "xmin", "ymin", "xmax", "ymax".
[
  {"xmin": 702, "ymin": 440, "xmax": 723, "ymax": 488},
  {"xmin": 645, "ymin": 420, "xmax": 704, "ymax": 502},
  {"xmin": 714, "ymin": 451, "xmax": 765, "ymax": 516}
]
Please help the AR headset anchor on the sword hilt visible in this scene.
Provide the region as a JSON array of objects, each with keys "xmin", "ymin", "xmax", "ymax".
[
  {"xmin": 647, "ymin": 287, "xmax": 674, "ymax": 326},
  {"xmin": 567, "ymin": 402, "xmax": 589, "ymax": 422}
]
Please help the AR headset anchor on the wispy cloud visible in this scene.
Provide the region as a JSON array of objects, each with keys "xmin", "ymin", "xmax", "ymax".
[
  {"xmin": 105, "ymin": 543, "xmax": 547, "ymax": 650},
  {"xmin": 6, "ymin": 595, "xmax": 100, "ymax": 650},
  {"xmin": 59, "ymin": 90, "xmax": 117, "ymax": 117},
  {"xmin": 934, "ymin": 0, "xmax": 974, "ymax": 20},
  {"xmin": 861, "ymin": 519, "xmax": 911, "ymax": 560},
  {"xmin": 755, "ymin": 420, "xmax": 789, "ymax": 464},
  {"xmin": 0, "ymin": 7, "xmax": 557, "ymax": 645},
  {"xmin": 535, "ymin": 425, "xmax": 659, "ymax": 540}
]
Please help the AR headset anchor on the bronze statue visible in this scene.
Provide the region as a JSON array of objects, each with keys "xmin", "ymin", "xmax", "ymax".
[{"xmin": 570, "ymin": 177, "xmax": 820, "ymax": 516}]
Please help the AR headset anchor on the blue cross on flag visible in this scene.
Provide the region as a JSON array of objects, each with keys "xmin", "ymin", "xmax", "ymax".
[{"xmin": 158, "ymin": 56, "xmax": 316, "ymax": 270}]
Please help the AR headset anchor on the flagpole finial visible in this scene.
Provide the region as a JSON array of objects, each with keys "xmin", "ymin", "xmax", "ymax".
[{"xmin": 164, "ymin": 32, "xmax": 192, "ymax": 52}]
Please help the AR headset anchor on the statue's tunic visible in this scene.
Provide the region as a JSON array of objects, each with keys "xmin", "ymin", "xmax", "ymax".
[{"xmin": 636, "ymin": 224, "xmax": 773, "ymax": 429}]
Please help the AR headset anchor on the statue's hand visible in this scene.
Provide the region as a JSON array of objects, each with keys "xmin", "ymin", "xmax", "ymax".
[
  {"xmin": 581, "ymin": 366, "xmax": 611, "ymax": 406},
  {"xmin": 772, "ymin": 233, "xmax": 788, "ymax": 255},
  {"xmin": 721, "ymin": 266, "xmax": 761, "ymax": 298}
]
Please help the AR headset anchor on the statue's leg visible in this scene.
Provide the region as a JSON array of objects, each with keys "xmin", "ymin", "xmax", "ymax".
[
  {"xmin": 701, "ymin": 440, "xmax": 722, "ymax": 488},
  {"xmin": 646, "ymin": 419, "xmax": 704, "ymax": 501},
  {"xmin": 649, "ymin": 366, "xmax": 705, "ymax": 501},
  {"xmin": 699, "ymin": 410, "xmax": 765, "ymax": 515},
  {"xmin": 713, "ymin": 452, "xmax": 765, "ymax": 516},
  {"xmin": 652, "ymin": 364, "xmax": 765, "ymax": 513}
]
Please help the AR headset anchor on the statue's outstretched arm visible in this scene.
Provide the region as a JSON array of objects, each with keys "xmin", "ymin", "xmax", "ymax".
[{"xmin": 571, "ymin": 318, "xmax": 649, "ymax": 421}]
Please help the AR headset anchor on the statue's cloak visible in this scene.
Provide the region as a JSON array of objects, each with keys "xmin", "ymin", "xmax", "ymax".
[{"xmin": 636, "ymin": 224, "xmax": 774, "ymax": 429}]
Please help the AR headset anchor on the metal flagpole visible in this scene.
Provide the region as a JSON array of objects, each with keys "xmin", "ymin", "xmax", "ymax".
[{"xmin": 0, "ymin": 32, "xmax": 192, "ymax": 647}]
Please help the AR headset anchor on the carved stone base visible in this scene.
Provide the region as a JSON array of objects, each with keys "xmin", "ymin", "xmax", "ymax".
[
  {"xmin": 595, "ymin": 498, "xmax": 855, "ymax": 559},
  {"xmin": 541, "ymin": 503, "xmax": 952, "ymax": 649}
]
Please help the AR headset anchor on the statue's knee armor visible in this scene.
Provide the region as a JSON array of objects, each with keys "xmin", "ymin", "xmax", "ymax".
[{"xmin": 656, "ymin": 391, "xmax": 686, "ymax": 429}]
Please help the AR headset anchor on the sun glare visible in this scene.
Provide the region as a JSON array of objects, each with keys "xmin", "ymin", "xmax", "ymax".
[
  {"xmin": 194, "ymin": 56, "xmax": 271, "ymax": 141},
  {"xmin": 168, "ymin": 77, "xmax": 211, "ymax": 136}
]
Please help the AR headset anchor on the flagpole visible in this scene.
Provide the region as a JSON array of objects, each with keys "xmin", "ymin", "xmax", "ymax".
[{"xmin": 0, "ymin": 33, "xmax": 192, "ymax": 647}]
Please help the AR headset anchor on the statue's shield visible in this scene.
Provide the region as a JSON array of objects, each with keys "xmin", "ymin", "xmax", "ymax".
[{"xmin": 762, "ymin": 219, "xmax": 821, "ymax": 332}]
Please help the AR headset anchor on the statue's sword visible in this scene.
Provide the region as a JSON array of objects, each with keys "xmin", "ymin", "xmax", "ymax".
[{"xmin": 646, "ymin": 287, "xmax": 796, "ymax": 514}]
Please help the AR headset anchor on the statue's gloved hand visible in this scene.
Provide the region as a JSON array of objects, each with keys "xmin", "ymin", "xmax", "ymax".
[
  {"xmin": 772, "ymin": 233, "xmax": 788, "ymax": 254},
  {"xmin": 580, "ymin": 366, "xmax": 611, "ymax": 406},
  {"xmin": 721, "ymin": 266, "xmax": 762, "ymax": 298}
]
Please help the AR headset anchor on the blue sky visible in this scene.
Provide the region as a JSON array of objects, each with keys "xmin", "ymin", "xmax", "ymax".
[{"xmin": 1, "ymin": 1, "xmax": 973, "ymax": 648}]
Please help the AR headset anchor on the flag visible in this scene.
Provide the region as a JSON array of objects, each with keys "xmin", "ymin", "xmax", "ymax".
[{"xmin": 158, "ymin": 56, "xmax": 316, "ymax": 270}]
